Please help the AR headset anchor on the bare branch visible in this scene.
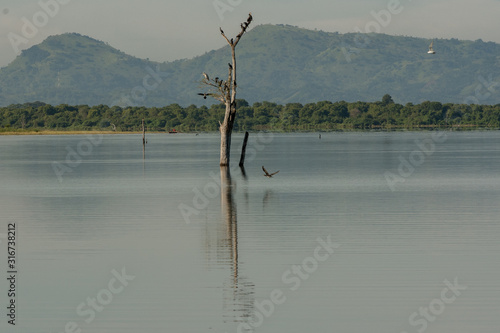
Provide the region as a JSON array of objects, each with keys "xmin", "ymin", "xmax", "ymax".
[
  {"xmin": 233, "ymin": 12, "xmax": 253, "ymax": 47},
  {"xmin": 198, "ymin": 72, "xmax": 229, "ymax": 103},
  {"xmin": 220, "ymin": 28, "xmax": 231, "ymax": 45}
]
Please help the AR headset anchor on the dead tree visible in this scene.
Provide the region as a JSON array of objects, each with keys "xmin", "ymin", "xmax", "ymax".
[{"xmin": 199, "ymin": 13, "xmax": 253, "ymax": 166}]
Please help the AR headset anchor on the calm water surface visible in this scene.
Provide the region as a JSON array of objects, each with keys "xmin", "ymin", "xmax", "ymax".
[{"xmin": 0, "ymin": 131, "xmax": 499, "ymax": 333}]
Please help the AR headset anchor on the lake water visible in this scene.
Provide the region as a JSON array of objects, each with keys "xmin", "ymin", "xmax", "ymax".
[{"xmin": 0, "ymin": 131, "xmax": 499, "ymax": 333}]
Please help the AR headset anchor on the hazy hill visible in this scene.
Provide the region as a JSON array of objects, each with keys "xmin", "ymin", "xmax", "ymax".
[
  {"xmin": 0, "ymin": 33, "xmax": 156, "ymax": 106},
  {"xmin": 1, "ymin": 25, "xmax": 500, "ymax": 107}
]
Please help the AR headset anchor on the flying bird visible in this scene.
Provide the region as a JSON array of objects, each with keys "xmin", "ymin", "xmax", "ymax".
[
  {"xmin": 197, "ymin": 93, "xmax": 213, "ymax": 99},
  {"xmin": 202, "ymin": 72, "xmax": 209, "ymax": 80},
  {"xmin": 262, "ymin": 166, "xmax": 279, "ymax": 178},
  {"xmin": 427, "ymin": 41, "xmax": 436, "ymax": 54}
]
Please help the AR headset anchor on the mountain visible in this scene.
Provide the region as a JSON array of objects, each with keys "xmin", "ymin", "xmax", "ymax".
[
  {"xmin": 1, "ymin": 25, "xmax": 500, "ymax": 107},
  {"xmin": 0, "ymin": 33, "xmax": 156, "ymax": 106}
]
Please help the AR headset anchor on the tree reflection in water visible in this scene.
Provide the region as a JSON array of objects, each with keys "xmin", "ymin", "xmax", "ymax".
[
  {"xmin": 220, "ymin": 166, "xmax": 255, "ymax": 325},
  {"xmin": 204, "ymin": 167, "xmax": 255, "ymax": 326}
]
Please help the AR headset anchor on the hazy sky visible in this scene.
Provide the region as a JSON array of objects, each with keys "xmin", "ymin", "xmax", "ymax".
[{"xmin": 1, "ymin": 0, "xmax": 499, "ymax": 68}]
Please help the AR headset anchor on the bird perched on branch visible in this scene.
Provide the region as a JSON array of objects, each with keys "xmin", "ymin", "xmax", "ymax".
[
  {"xmin": 262, "ymin": 166, "xmax": 279, "ymax": 178},
  {"xmin": 219, "ymin": 27, "xmax": 224, "ymax": 35},
  {"xmin": 248, "ymin": 12, "xmax": 253, "ymax": 23},
  {"xmin": 202, "ymin": 72, "xmax": 209, "ymax": 80},
  {"xmin": 228, "ymin": 63, "xmax": 232, "ymax": 70}
]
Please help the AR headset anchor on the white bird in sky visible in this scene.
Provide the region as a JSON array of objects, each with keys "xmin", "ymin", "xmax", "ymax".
[{"xmin": 428, "ymin": 41, "xmax": 436, "ymax": 54}]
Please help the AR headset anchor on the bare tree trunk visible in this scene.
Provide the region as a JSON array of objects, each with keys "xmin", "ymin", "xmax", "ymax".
[
  {"xmin": 220, "ymin": 103, "xmax": 233, "ymax": 166},
  {"xmin": 239, "ymin": 131, "xmax": 249, "ymax": 167},
  {"xmin": 220, "ymin": 128, "xmax": 230, "ymax": 166},
  {"xmin": 220, "ymin": 51, "xmax": 238, "ymax": 166},
  {"xmin": 220, "ymin": 47, "xmax": 239, "ymax": 166}
]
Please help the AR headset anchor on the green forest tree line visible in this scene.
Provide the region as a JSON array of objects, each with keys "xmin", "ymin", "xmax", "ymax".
[{"xmin": 1, "ymin": 95, "xmax": 500, "ymax": 132}]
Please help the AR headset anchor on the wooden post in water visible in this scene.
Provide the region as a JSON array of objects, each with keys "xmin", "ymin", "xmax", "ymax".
[
  {"xmin": 142, "ymin": 119, "xmax": 146, "ymax": 159},
  {"xmin": 142, "ymin": 119, "xmax": 146, "ymax": 145},
  {"xmin": 239, "ymin": 131, "xmax": 249, "ymax": 167}
]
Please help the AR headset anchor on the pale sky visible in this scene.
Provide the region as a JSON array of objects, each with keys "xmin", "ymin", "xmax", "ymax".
[{"xmin": 1, "ymin": 0, "xmax": 500, "ymax": 68}]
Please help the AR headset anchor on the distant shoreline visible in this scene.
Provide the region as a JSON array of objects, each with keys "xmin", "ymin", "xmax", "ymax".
[
  {"xmin": 0, "ymin": 125, "xmax": 494, "ymax": 136},
  {"xmin": 0, "ymin": 130, "xmax": 141, "ymax": 136}
]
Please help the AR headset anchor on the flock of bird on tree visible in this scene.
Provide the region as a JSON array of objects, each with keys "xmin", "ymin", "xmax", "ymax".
[
  {"xmin": 196, "ymin": 12, "xmax": 256, "ymax": 168},
  {"xmin": 196, "ymin": 11, "xmax": 435, "ymax": 174},
  {"xmin": 198, "ymin": 13, "xmax": 253, "ymax": 104}
]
